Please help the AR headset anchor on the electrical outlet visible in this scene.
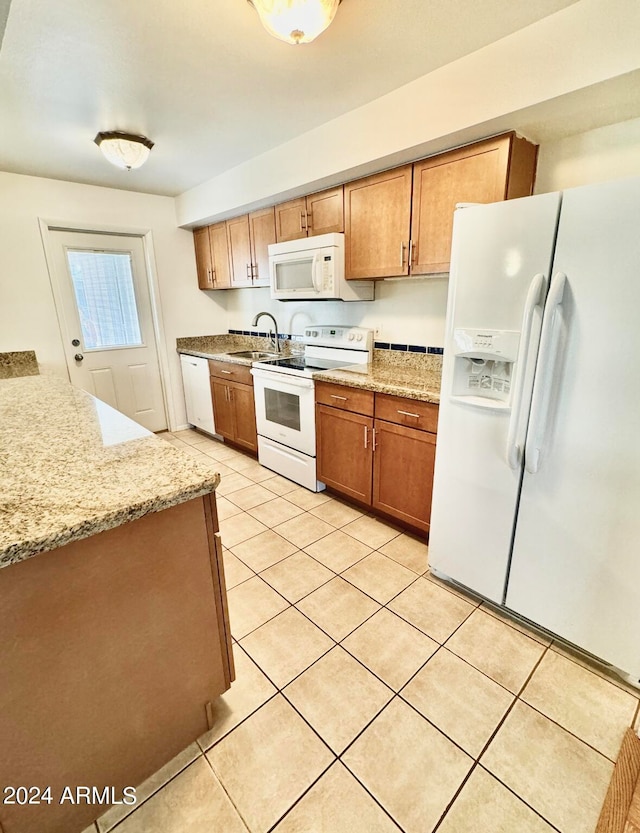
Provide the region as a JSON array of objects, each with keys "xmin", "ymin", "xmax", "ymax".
[{"xmin": 373, "ymin": 323, "xmax": 382, "ymax": 338}]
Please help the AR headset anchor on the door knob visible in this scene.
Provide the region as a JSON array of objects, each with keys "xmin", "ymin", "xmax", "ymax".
[
  {"xmin": 74, "ymin": 353, "xmax": 84, "ymax": 362},
  {"xmin": 71, "ymin": 339, "xmax": 80, "ymax": 346}
]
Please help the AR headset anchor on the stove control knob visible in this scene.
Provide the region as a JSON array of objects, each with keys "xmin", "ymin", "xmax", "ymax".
[
  {"xmin": 305, "ymin": 329, "xmax": 311, "ymax": 337},
  {"xmin": 348, "ymin": 333, "xmax": 354, "ymax": 341},
  {"xmin": 312, "ymin": 330, "xmax": 318, "ymax": 337},
  {"xmin": 356, "ymin": 334, "xmax": 363, "ymax": 341}
]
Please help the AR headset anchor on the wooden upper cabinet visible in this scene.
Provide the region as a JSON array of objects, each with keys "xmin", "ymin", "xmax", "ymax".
[
  {"xmin": 249, "ymin": 207, "xmax": 276, "ymax": 287},
  {"xmin": 275, "ymin": 197, "xmax": 307, "ymax": 243},
  {"xmin": 275, "ymin": 187, "xmax": 344, "ymax": 243},
  {"xmin": 410, "ymin": 133, "xmax": 538, "ymax": 275},
  {"xmin": 194, "ymin": 227, "xmax": 214, "ymax": 289},
  {"xmin": 195, "ymin": 132, "xmax": 537, "ymax": 287},
  {"xmin": 344, "ymin": 165, "xmax": 413, "ymax": 279},
  {"xmin": 194, "ymin": 223, "xmax": 232, "ymax": 290},
  {"xmin": 306, "ymin": 186, "xmax": 343, "ymax": 236},
  {"xmin": 209, "ymin": 222, "xmax": 232, "ymax": 289},
  {"xmin": 227, "ymin": 215, "xmax": 253, "ymax": 288},
  {"xmin": 227, "ymin": 209, "xmax": 276, "ymax": 288}
]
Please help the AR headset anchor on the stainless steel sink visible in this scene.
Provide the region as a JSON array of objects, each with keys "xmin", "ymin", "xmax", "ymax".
[{"xmin": 227, "ymin": 350, "xmax": 278, "ymax": 360}]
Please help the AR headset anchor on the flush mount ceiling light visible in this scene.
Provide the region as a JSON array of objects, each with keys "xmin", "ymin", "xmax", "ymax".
[
  {"xmin": 248, "ymin": 0, "xmax": 341, "ymax": 45},
  {"xmin": 93, "ymin": 131, "xmax": 154, "ymax": 171}
]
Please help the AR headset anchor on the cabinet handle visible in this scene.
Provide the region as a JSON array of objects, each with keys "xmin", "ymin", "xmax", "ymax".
[
  {"xmin": 305, "ymin": 211, "xmax": 311, "ymax": 233},
  {"xmin": 397, "ymin": 409, "xmax": 420, "ymax": 419},
  {"xmin": 246, "ymin": 263, "xmax": 251, "ymax": 280},
  {"xmin": 410, "ymin": 240, "xmax": 416, "ymax": 267},
  {"xmin": 220, "ymin": 369, "xmax": 232, "ymax": 375},
  {"xmin": 400, "ymin": 241, "xmax": 407, "ymax": 267},
  {"xmin": 364, "ymin": 426, "xmax": 368, "ymax": 448},
  {"xmin": 252, "ymin": 263, "xmax": 258, "ymax": 281},
  {"xmin": 211, "ymin": 268, "xmax": 216, "ymax": 285},
  {"xmin": 330, "ymin": 394, "xmax": 347, "ymax": 401},
  {"xmin": 300, "ymin": 211, "xmax": 305, "ymax": 233},
  {"xmin": 372, "ymin": 427, "xmax": 377, "ymax": 451}
]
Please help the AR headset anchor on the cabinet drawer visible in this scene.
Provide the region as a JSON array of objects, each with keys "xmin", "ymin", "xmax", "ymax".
[
  {"xmin": 375, "ymin": 393, "xmax": 438, "ymax": 433},
  {"xmin": 209, "ymin": 359, "xmax": 253, "ymax": 385},
  {"xmin": 315, "ymin": 381, "xmax": 374, "ymax": 416}
]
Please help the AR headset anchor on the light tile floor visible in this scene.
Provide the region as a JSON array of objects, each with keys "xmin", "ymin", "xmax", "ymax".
[{"xmin": 91, "ymin": 429, "xmax": 640, "ymax": 833}]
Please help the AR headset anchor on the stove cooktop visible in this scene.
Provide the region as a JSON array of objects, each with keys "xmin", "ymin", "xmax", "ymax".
[{"xmin": 255, "ymin": 355, "xmax": 352, "ymax": 376}]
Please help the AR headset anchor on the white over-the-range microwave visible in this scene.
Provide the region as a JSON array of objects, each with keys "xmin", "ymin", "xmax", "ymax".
[{"xmin": 269, "ymin": 233, "xmax": 374, "ymax": 301}]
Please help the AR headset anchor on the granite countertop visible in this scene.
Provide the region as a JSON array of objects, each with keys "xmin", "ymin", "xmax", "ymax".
[
  {"xmin": 0, "ymin": 376, "xmax": 220, "ymax": 569},
  {"xmin": 0, "ymin": 350, "xmax": 39, "ymax": 379},
  {"xmin": 313, "ymin": 350, "xmax": 443, "ymax": 404},
  {"xmin": 176, "ymin": 334, "xmax": 301, "ymax": 365},
  {"xmin": 177, "ymin": 334, "xmax": 442, "ymax": 402}
]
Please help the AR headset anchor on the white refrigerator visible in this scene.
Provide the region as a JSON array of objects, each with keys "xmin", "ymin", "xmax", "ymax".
[{"xmin": 429, "ymin": 176, "xmax": 640, "ymax": 684}]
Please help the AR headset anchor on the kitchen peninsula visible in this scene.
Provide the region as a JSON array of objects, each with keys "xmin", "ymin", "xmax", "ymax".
[{"xmin": 0, "ymin": 376, "xmax": 233, "ymax": 833}]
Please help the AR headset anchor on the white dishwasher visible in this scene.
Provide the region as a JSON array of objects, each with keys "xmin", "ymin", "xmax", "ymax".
[{"xmin": 179, "ymin": 354, "xmax": 217, "ymax": 436}]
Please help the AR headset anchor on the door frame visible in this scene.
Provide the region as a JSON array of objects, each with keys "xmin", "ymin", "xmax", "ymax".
[{"xmin": 39, "ymin": 218, "xmax": 175, "ymax": 432}]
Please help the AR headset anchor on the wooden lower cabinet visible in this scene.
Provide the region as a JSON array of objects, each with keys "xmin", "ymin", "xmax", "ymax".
[
  {"xmin": 210, "ymin": 374, "xmax": 257, "ymax": 455},
  {"xmin": 211, "ymin": 378, "xmax": 235, "ymax": 438},
  {"xmin": 0, "ymin": 494, "xmax": 233, "ymax": 833},
  {"xmin": 232, "ymin": 382, "xmax": 259, "ymax": 452},
  {"xmin": 372, "ymin": 419, "xmax": 436, "ymax": 533},
  {"xmin": 316, "ymin": 404, "xmax": 373, "ymax": 504},
  {"xmin": 315, "ymin": 382, "xmax": 438, "ymax": 535}
]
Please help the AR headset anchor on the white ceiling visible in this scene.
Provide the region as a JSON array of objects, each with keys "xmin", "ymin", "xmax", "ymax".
[{"xmin": 0, "ymin": 0, "xmax": 592, "ymax": 197}]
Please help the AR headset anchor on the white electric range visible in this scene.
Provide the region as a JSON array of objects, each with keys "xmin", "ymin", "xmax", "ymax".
[{"xmin": 251, "ymin": 326, "xmax": 373, "ymax": 491}]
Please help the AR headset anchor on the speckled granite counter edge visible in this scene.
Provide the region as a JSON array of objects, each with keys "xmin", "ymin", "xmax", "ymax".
[
  {"xmin": 312, "ymin": 369, "xmax": 441, "ymax": 403},
  {"xmin": 1, "ymin": 474, "xmax": 220, "ymax": 569},
  {"xmin": 0, "ymin": 350, "xmax": 39, "ymax": 379}
]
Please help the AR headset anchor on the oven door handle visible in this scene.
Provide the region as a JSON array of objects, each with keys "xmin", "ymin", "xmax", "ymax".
[{"xmin": 250, "ymin": 368, "xmax": 315, "ymax": 389}]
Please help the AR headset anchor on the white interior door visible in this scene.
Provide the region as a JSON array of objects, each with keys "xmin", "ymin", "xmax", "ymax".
[{"xmin": 50, "ymin": 230, "xmax": 167, "ymax": 432}]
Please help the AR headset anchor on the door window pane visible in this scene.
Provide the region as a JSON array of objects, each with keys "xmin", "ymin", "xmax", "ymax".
[
  {"xmin": 264, "ymin": 388, "xmax": 301, "ymax": 431},
  {"xmin": 66, "ymin": 249, "xmax": 143, "ymax": 349}
]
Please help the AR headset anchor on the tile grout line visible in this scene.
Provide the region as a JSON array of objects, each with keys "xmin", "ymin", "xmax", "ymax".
[
  {"xmin": 176, "ymin": 429, "xmax": 628, "ymax": 832},
  {"xmin": 201, "ymin": 751, "xmax": 254, "ymax": 833},
  {"xmin": 423, "ymin": 643, "xmax": 564, "ymax": 833},
  {"xmin": 99, "ymin": 748, "xmax": 205, "ymax": 833}
]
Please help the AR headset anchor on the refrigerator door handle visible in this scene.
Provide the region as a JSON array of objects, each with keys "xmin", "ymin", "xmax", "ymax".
[
  {"xmin": 506, "ymin": 273, "xmax": 546, "ymax": 469},
  {"xmin": 524, "ymin": 272, "xmax": 567, "ymax": 474}
]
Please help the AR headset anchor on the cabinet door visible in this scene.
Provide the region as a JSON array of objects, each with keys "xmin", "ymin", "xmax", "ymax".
[
  {"xmin": 411, "ymin": 136, "xmax": 511, "ymax": 275},
  {"xmin": 249, "ymin": 207, "xmax": 276, "ymax": 287},
  {"xmin": 275, "ymin": 198, "xmax": 307, "ymax": 243},
  {"xmin": 193, "ymin": 227, "xmax": 214, "ymax": 289},
  {"xmin": 230, "ymin": 383, "xmax": 258, "ymax": 454},
  {"xmin": 307, "ymin": 186, "xmax": 344, "ymax": 236},
  {"xmin": 210, "ymin": 379, "xmax": 234, "ymax": 440},
  {"xmin": 344, "ymin": 165, "xmax": 412, "ymax": 279},
  {"xmin": 209, "ymin": 221, "xmax": 232, "ymax": 290},
  {"xmin": 372, "ymin": 419, "xmax": 436, "ymax": 534},
  {"xmin": 316, "ymin": 404, "xmax": 373, "ymax": 504},
  {"xmin": 227, "ymin": 215, "xmax": 253, "ymax": 287}
]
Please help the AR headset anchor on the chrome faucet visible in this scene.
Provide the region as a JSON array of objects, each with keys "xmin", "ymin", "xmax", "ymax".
[{"xmin": 251, "ymin": 312, "xmax": 281, "ymax": 353}]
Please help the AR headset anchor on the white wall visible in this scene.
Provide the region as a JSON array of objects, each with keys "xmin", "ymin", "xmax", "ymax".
[
  {"xmin": 225, "ymin": 116, "xmax": 640, "ymax": 347},
  {"xmin": 225, "ymin": 279, "xmax": 449, "ymax": 347},
  {"xmin": 534, "ymin": 117, "xmax": 640, "ymax": 193},
  {"xmin": 176, "ymin": 0, "xmax": 640, "ymax": 227},
  {"xmin": 2, "ymin": 116, "xmax": 639, "ymax": 431},
  {"xmin": 0, "ymin": 171, "xmax": 224, "ymax": 428}
]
